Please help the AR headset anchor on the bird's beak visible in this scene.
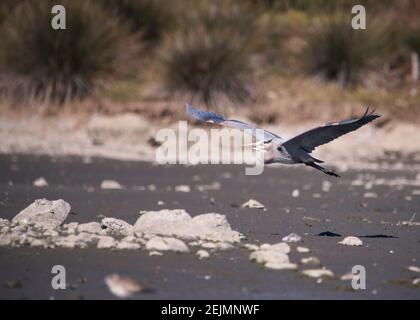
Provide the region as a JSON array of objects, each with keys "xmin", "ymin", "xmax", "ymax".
[
  {"xmin": 244, "ymin": 141, "xmax": 266, "ymax": 153},
  {"xmin": 244, "ymin": 141, "xmax": 264, "ymax": 148}
]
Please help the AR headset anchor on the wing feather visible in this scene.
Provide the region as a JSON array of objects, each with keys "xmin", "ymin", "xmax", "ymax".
[
  {"xmin": 186, "ymin": 103, "xmax": 281, "ymax": 142},
  {"xmin": 283, "ymin": 107, "xmax": 380, "ymax": 153}
]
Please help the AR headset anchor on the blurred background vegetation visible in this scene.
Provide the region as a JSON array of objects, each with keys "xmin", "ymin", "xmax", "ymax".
[{"xmin": 0, "ymin": 0, "xmax": 419, "ymax": 122}]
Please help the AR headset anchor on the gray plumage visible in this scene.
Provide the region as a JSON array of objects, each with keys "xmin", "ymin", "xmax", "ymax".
[{"xmin": 186, "ymin": 103, "xmax": 380, "ymax": 177}]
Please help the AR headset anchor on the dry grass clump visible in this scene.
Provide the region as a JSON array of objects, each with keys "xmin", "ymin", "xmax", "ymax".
[
  {"xmin": 99, "ymin": 0, "xmax": 173, "ymax": 44},
  {"xmin": 159, "ymin": 1, "xmax": 257, "ymax": 105},
  {"xmin": 0, "ymin": 0, "xmax": 140, "ymax": 105},
  {"xmin": 302, "ymin": 13, "xmax": 376, "ymax": 86}
]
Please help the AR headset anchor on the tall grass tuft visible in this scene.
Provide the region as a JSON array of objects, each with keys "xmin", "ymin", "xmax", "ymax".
[
  {"xmin": 99, "ymin": 0, "xmax": 172, "ymax": 44},
  {"xmin": 0, "ymin": 0, "xmax": 140, "ymax": 105},
  {"xmin": 303, "ymin": 14, "xmax": 376, "ymax": 86},
  {"xmin": 159, "ymin": 1, "xmax": 256, "ymax": 105}
]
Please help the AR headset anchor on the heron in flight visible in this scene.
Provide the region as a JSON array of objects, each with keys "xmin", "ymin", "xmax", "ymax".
[{"xmin": 186, "ymin": 103, "xmax": 380, "ymax": 177}]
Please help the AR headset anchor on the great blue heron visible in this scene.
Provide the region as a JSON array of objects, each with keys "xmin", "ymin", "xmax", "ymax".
[{"xmin": 186, "ymin": 103, "xmax": 380, "ymax": 177}]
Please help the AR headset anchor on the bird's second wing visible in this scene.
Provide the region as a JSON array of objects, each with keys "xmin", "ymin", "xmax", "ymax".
[
  {"xmin": 186, "ymin": 103, "xmax": 281, "ymax": 142},
  {"xmin": 283, "ymin": 107, "xmax": 380, "ymax": 153}
]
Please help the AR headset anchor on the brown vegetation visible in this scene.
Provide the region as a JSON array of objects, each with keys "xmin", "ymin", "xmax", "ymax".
[{"xmin": 0, "ymin": 0, "xmax": 419, "ymax": 123}]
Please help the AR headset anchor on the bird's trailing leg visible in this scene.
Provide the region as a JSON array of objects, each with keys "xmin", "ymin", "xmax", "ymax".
[{"xmin": 305, "ymin": 162, "xmax": 340, "ymax": 178}]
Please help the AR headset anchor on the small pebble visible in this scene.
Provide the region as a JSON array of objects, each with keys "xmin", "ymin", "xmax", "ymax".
[
  {"xmin": 33, "ymin": 177, "xmax": 48, "ymax": 187},
  {"xmin": 282, "ymin": 233, "xmax": 302, "ymax": 243},
  {"xmin": 338, "ymin": 236, "xmax": 363, "ymax": 246},
  {"xmin": 196, "ymin": 250, "xmax": 210, "ymax": 259},
  {"xmin": 297, "ymin": 246, "xmax": 310, "ymax": 253}
]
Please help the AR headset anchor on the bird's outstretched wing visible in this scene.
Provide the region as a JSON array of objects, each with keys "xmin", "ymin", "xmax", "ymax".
[
  {"xmin": 283, "ymin": 107, "xmax": 380, "ymax": 153},
  {"xmin": 186, "ymin": 103, "xmax": 281, "ymax": 142}
]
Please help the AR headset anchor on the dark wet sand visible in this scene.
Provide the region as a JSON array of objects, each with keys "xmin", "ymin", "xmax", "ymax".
[{"xmin": 0, "ymin": 154, "xmax": 419, "ymax": 299}]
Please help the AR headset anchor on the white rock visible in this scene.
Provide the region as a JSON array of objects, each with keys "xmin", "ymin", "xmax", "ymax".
[
  {"xmin": 145, "ymin": 236, "xmax": 189, "ymax": 253},
  {"xmin": 259, "ymin": 243, "xmax": 271, "ymax": 250},
  {"xmin": 149, "ymin": 251, "xmax": 162, "ymax": 256},
  {"xmin": 120, "ymin": 236, "xmax": 139, "ymax": 243},
  {"xmin": 196, "ymin": 250, "xmax": 210, "ymax": 259},
  {"xmin": 200, "ymin": 241, "xmax": 233, "ymax": 251},
  {"xmin": 12, "ymin": 199, "xmax": 70, "ymax": 229},
  {"xmin": 292, "ymin": 189, "xmax": 300, "ymax": 197},
  {"xmin": 198, "ymin": 241, "xmax": 215, "ymax": 249},
  {"xmin": 78, "ymin": 222, "xmax": 103, "ymax": 234},
  {"xmin": 260, "ymin": 242, "xmax": 291, "ymax": 254},
  {"xmin": 30, "ymin": 239, "xmax": 46, "ymax": 247},
  {"xmin": 148, "ymin": 184, "xmax": 157, "ymax": 191},
  {"xmin": 174, "ymin": 185, "xmax": 191, "ymax": 193},
  {"xmin": 282, "ymin": 233, "xmax": 302, "ymax": 243},
  {"xmin": 0, "ymin": 218, "xmax": 9, "ymax": 227},
  {"xmin": 33, "ymin": 177, "xmax": 48, "ymax": 187},
  {"xmin": 101, "ymin": 217, "xmax": 134, "ymax": 237},
  {"xmin": 43, "ymin": 229, "xmax": 59, "ymax": 238},
  {"xmin": 97, "ymin": 236, "xmax": 117, "ymax": 249},
  {"xmin": 413, "ymin": 278, "xmax": 420, "ymax": 286},
  {"xmin": 265, "ymin": 262, "xmax": 298, "ymax": 270},
  {"xmin": 364, "ymin": 192, "xmax": 378, "ymax": 198},
  {"xmin": 116, "ymin": 242, "xmax": 141, "ymax": 250},
  {"xmin": 74, "ymin": 232, "xmax": 98, "ymax": 243},
  {"xmin": 189, "ymin": 213, "xmax": 243, "ymax": 243},
  {"xmin": 134, "ymin": 209, "xmax": 243, "ymax": 243},
  {"xmin": 322, "ymin": 181, "xmax": 332, "ymax": 192},
  {"xmin": 301, "ymin": 257, "xmax": 321, "ymax": 266},
  {"xmin": 302, "ymin": 268, "xmax": 334, "ymax": 278},
  {"xmin": 1, "ymin": 226, "xmax": 10, "ymax": 234},
  {"xmin": 0, "ymin": 234, "xmax": 12, "ymax": 246},
  {"xmin": 297, "ymin": 246, "xmax": 310, "ymax": 253},
  {"xmin": 196, "ymin": 182, "xmax": 221, "ymax": 192},
  {"xmin": 241, "ymin": 199, "xmax": 265, "ymax": 210},
  {"xmin": 63, "ymin": 222, "xmax": 79, "ymax": 234},
  {"xmin": 407, "ymin": 266, "xmax": 420, "ymax": 273},
  {"xmin": 243, "ymin": 243, "xmax": 260, "ymax": 251},
  {"xmin": 15, "ymin": 234, "xmax": 33, "ymax": 246},
  {"xmin": 142, "ymin": 233, "xmax": 154, "ymax": 240},
  {"xmin": 105, "ymin": 274, "xmax": 142, "ymax": 298},
  {"xmin": 250, "ymin": 250, "xmax": 290, "ymax": 265},
  {"xmin": 36, "ymin": 220, "xmax": 63, "ymax": 230},
  {"xmin": 134, "ymin": 209, "xmax": 191, "ymax": 236},
  {"xmin": 338, "ymin": 236, "xmax": 363, "ymax": 246},
  {"xmin": 101, "ymin": 180, "xmax": 123, "ymax": 190},
  {"xmin": 56, "ymin": 233, "xmax": 97, "ymax": 249}
]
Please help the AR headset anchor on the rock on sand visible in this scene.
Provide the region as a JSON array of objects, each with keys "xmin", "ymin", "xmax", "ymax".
[
  {"xmin": 105, "ymin": 274, "xmax": 142, "ymax": 298},
  {"xmin": 12, "ymin": 199, "xmax": 70, "ymax": 229},
  {"xmin": 302, "ymin": 268, "xmax": 334, "ymax": 278},
  {"xmin": 250, "ymin": 242, "xmax": 295, "ymax": 270},
  {"xmin": 134, "ymin": 209, "xmax": 243, "ymax": 243},
  {"xmin": 100, "ymin": 180, "xmax": 123, "ymax": 190},
  {"xmin": 338, "ymin": 236, "xmax": 363, "ymax": 246},
  {"xmin": 101, "ymin": 217, "xmax": 134, "ymax": 237},
  {"xmin": 241, "ymin": 199, "xmax": 265, "ymax": 210},
  {"xmin": 145, "ymin": 236, "xmax": 189, "ymax": 253},
  {"xmin": 282, "ymin": 233, "xmax": 302, "ymax": 243}
]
